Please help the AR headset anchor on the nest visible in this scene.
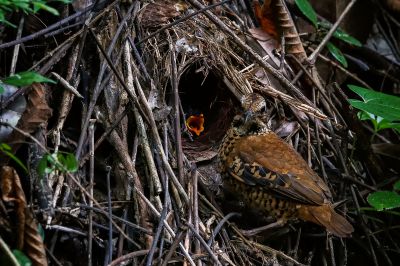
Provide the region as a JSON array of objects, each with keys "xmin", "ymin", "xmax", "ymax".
[{"xmin": 1, "ymin": 0, "xmax": 400, "ymax": 265}]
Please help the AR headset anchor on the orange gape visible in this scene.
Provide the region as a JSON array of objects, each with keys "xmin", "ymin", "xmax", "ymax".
[
  {"xmin": 253, "ymin": 0, "xmax": 279, "ymax": 40},
  {"xmin": 186, "ymin": 114, "xmax": 205, "ymax": 136}
]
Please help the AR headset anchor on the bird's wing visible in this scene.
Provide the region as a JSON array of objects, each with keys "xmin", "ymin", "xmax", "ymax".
[{"xmin": 227, "ymin": 133, "xmax": 332, "ymax": 205}]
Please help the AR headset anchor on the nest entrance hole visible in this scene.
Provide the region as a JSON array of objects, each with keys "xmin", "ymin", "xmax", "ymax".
[{"xmin": 178, "ymin": 68, "xmax": 236, "ymax": 151}]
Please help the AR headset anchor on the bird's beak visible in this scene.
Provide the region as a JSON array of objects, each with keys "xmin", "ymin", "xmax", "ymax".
[{"xmin": 244, "ymin": 110, "xmax": 254, "ymax": 123}]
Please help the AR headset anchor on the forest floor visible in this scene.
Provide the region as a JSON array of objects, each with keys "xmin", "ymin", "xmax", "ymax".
[{"xmin": 1, "ymin": 0, "xmax": 400, "ymax": 265}]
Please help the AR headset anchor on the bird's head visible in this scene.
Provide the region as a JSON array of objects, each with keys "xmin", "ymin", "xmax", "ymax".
[
  {"xmin": 230, "ymin": 93, "xmax": 269, "ymax": 136},
  {"xmin": 241, "ymin": 93, "xmax": 267, "ymax": 114},
  {"xmin": 231, "ymin": 114, "xmax": 270, "ymax": 136}
]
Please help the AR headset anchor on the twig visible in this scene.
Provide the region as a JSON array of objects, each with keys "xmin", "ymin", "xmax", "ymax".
[
  {"xmin": 170, "ymin": 35, "xmax": 184, "ymax": 183},
  {"xmin": 328, "ymin": 237, "xmax": 336, "ymax": 266},
  {"xmin": 161, "ymin": 229, "xmax": 186, "ymax": 266},
  {"xmin": 350, "ymin": 186, "xmax": 378, "ymax": 266},
  {"xmin": 76, "ymin": 3, "xmax": 137, "ymax": 158},
  {"xmin": 186, "ymin": 223, "xmax": 222, "ymax": 266},
  {"xmin": 186, "ymin": 0, "xmax": 321, "ymax": 111},
  {"xmin": 108, "ymin": 249, "xmax": 151, "ymax": 266},
  {"xmin": 191, "ymin": 165, "xmax": 202, "ymax": 266},
  {"xmin": 88, "ymin": 119, "xmax": 95, "ymax": 266},
  {"xmin": 134, "ymin": 77, "xmax": 189, "ymax": 203},
  {"xmin": 43, "ymin": 21, "xmax": 84, "ymax": 38},
  {"xmin": 310, "ymin": 48, "xmax": 372, "ymax": 89},
  {"xmin": 133, "ymin": 188, "xmax": 195, "ymax": 266},
  {"xmin": 145, "ymin": 150, "xmax": 170, "ymax": 265},
  {"xmin": 106, "ymin": 165, "xmax": 113, "ymax": 264},
  {"xmin": 307, "ymin": 0, "xmax": 358, "ymax": 64},
  {"xmin": 0, "ymin": 236, "xmax": 19, "ymax": 266},
  {"xmin": 51, "ymin": 72, "xmax": 84, "ymax": 98},
  {"xmin": 135, "ymin": 0, "xmax": 232, "ymax": 46},
  {"xmin": 207, "ymin": 212, "xmax": 241, "ymax": 246},
  {"xmin": 79, "ymin": 109, "xmax": 129, "ymax": 167},
  {"xmin": 78, "ymin": 205, "xmax": 151, "ymax": 235},
  {"xmin": 45, "ymin": 225, "xmax": 86, "ymax": 236},
  {"xmin": 123, "ymin": 40, "xmax": 162, "ymax": 196},
  {"xmin": 248, "ymin": 241, "xmax": 305, "ymax": 266},
  {"xmin": 9, "ymin": 16, "xmax": 24, "ymax": 75},
  {"xmin": 0, "ymin": 122, "xmax": 139, "ymax": 247},
  {"xmin": 0, "ymin": 4, "xmax": 94, "ymax": 49}
]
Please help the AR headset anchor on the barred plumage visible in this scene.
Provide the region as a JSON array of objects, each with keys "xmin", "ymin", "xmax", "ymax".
[{"xmin": 218, "ymin": 94, "xmax": 354, "ymax": 237}]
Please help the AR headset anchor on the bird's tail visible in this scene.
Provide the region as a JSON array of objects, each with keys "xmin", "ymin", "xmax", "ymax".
[{"xmin": 298, "ymin": 204, "xmax": 354, "ymax": 237}]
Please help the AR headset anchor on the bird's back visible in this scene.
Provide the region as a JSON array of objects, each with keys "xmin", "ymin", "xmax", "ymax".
[{"xmin": 218, "ymin": 115, "xmax": 354, "ymax": 237}]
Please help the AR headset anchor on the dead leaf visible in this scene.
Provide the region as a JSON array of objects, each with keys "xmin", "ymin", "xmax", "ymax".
[
  {"xmin": 4, "ymin": 83, "xmax": 52, "ymax": 154},
  {"xmin": 1, "ymin": 166, "xmax": 48, "ymax": 265},
  {"xmin": 384, "ymin": 0, "xmax": 400, "ymax": 13},
  {"xmin": 372, "ymin": 143, "xmax": 400, "ymax": 160},
  {"xmin": 248, "ymin": 28, "xmax": 280, "ymax": 67},
  {"xmin": 253, "ymin": 0, "xmax": 279, "ymax": 40},
  {"xmin": 1, "ymin": 166, "xmax": 27, "ymax": 249},
  {"xmin": 139, "ymin": 0, "xmax": 186, "ymax": 28},
  {"xmin": 24, "ymin": 211, "xmax": 48, "ymax": 266}
]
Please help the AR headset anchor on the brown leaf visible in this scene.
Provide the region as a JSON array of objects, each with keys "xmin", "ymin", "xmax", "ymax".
[
  {"xmin": 5, "ymin": 83, "xmax": 52, "ymax": 153},
  {"xmin": 384, "ymin": 0, "xmax": 400, "ymax": 13},
  {"xmin": 24, "ymin": 210, "xmax": 48, "ymax": 266},
  {"xmin": 1, "ymin": 166, "xmax": 48, "ymax": 265},
  {"xmin": 1, "ymin": 166, "xmax": 27, "ymax": 249},
  {"xmin": 253, "ymin": 0, "xmax": 279, "ymax": 40},
  {"xmin": 372, "ymin": 143, "xmax": 400, "ymax": 160},
  {"xmin": 139, "ymin": 0, "xmax": 186, "ymax": 28},
  {"xmin": 248, "ymin": 28, "xmax": 280, "ymax": 67}
]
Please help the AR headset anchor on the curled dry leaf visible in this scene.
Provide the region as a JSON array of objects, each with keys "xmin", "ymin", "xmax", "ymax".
[
  {"xmin": 4, "ymin": 83, "xmax": 52, "ymax": 154},
  {"xmin": 253, "ymin": 0, "xmax": 279, "ymax": 40},
  {"xmin": 24, "ymin": 211, "xmax": 48, "ymax": 266},
  {"xmin": 139, "ymin": 0, "xmax": 187, "ymax": 28},
  {"xmin": 1, "ymin": 166, "xmax": 27, "ymax": 249},
  {"xmin": 372, "ymin": 143, "xmax": 400, "ymax": 160},
  {"xmin": 384, "ymin": 0, "xmax": 400, "ymax": 13},
  {"xmin": 274, "ymin": 121, "xmax": 300, "ymax": 138},
  {"xmin": 0, "ymin": 166, "xmax": 48, "ymax": 265},
  {"xmin": 248, "ymin": 28, "xmax": 280, "ymax": 67}
]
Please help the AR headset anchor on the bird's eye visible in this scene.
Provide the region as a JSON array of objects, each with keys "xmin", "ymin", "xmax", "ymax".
[
  {"xmin": 232, "ymin": 115, "xmax": 244, "ymax": 127},
  {"xmin": 249, "ymin": 123, "xmax": 261, "ymax": 132}
]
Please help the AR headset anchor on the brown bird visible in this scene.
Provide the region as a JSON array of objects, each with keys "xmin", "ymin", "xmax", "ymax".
[{"xmin": 218, "ymin": 93, "xmax": 354, "ymax": 237}]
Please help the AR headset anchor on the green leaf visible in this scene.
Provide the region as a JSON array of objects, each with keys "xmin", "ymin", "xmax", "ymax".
[
  {"xmin": 54, "ymin": 0, "xmax": 72, "ymax": 3},
  {"xmin": 295, "ymin": 0, "xmax": 318, "ymax": 27},
  {"xmin": 327, "ymin": 42, "xmax": 348, "ymax": 67},
  {"xmin": 367, "ymin": 191, "xmax": 400, "ymax": 211},
  {"xmin": 376, "ymin": 120, "xmax": 399, "ymax": 131},
  {"xmin": 64, "ymin": 153, "xmax": 78, "ymax": 173},
  {"xmin": 38, "ymin": 223, "xmax": 45, "ymax": 241},
  {"xmin": 318, "ymin": 21, "xmax": 362, "ymax": 47},
  {"xmin": 37, "ymin": 152, "xmax": 78, "ymax": 176},
  {"xmin": 357, "ymin": 110, "xmax": 374, "ymax": 121},
  {"xmin": 37, "ymin": 155, "xmax": 49, "ymax": 177},
  {"xmin": 0, "ymin": 84, "xmax": 4, "ymax": 93},
  {"xmin": 2, "ymin": 71, "xmax": 56, "ymax": 87},
  {"xmin": 394, "ymin": 180, "xmax": 400, "ymax": 191},
  {"xmin": 12, "ymin": 250, "xmax": 31, "ymax": 266},
  {"xmin": 0, "ymin": 143, "xmax": 12, "ymax": 151},
  {"xmin": 0, "ymin": 16, "xmax": 17, "ymax": 27},
  {"xmin": 0, "ymin": 143, "xmax": 28, "ymax": 173},
  {"xmin": 32, "ymin": 2, "xmax": 59, "ymax": 16},
  {"xmin": 348, "ymin": 85, "xmax": 400, "ymax": 122},
  {"xmin": 333, "ymin": 28, "xmax": 362, "ymax": 47}
]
